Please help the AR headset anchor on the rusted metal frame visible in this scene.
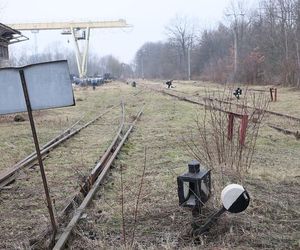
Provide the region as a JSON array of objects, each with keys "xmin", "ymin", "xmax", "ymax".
[
  {"xmin": 156, "ymin": 89, "xmax": 250, "ymax": 145},
  {"xmin": 161, "ymin": 90, "xmax": 246, "ymax": 118},
  {"xmin": 239, "ymin": 115, "xmax": 249, "ymax": 146},
  {"xmin": 208, "ymin": 97, "xmax": 300, "ymax": 122},
  {"xmin": 144, "ymin": 83, "xmax": 299, "ymax": 121},
  {"xmin": 228, "ymin": 113, "xmax": 235, "ymax": 141},
  {"xmin": 53, "ymin": 106, "xmax": 144, "ymax": 250},
  {"xmin": 188, "ymin": 93, "xmax": 299, "ymax": 121},
  {"xmin": 270, "ymin": 88, "xmax": 274, "ymax": 101},
  {"xmin": 227, "ymin": 112, "xmax": 249, "ymax": 146},
  {"xmin": 270, "ymin": 88, "xmax": 277, "ymax": 102},
  {"xmin": 147, "ymin": 84, "xmax": 299, "ymax": 144},
  {"xmin": 0, "ymin": 106, "xmax": 117, "ymax": 188},
  {"xmin": 19, "ymin": 69, "xmax": 57, "ymax": 235}
]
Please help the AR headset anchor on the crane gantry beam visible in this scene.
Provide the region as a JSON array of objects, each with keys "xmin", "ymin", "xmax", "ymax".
[
  {"xmin": 8, "ymin": 19, "xmax": 130, "ymax": 31},
  {"xmin": 8, "ymin": 20, "xmax": 131, "ymax": 78}
]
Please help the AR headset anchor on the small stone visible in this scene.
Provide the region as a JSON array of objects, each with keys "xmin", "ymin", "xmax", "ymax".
[
  {"xmin": 14, "ymin": 114, "xmax": 26, "ymax": 122},
  {"xmin": 81, "ymin": 213, "xmax": 88, "ymax": 219}
]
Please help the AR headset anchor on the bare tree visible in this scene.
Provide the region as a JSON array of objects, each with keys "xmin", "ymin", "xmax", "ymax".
[
  {"xmin": 131, "ymin": 0, "xmax": 300, "ymax": 87},
  {"xmin": 165, "ymin": 15, "xmax": 198, "ymax": 79}
]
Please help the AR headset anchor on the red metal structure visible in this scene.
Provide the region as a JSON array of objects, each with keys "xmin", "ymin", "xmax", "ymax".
[
  {"xmin": 270, "ymin": 88, "xmax": 277, "ymax": 102},
  {"xmin": 227, "ymin": 112, "xmax": 249, "ymax": 146}
]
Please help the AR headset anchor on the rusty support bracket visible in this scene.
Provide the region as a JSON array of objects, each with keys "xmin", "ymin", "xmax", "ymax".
[
  {"xmin": 228, "ymin": 113, "xmax": 234, "ymax": 141},
  {"xmin": 270, "ymin": 88, "xmax": 277, "ymax": 102},
  {"xmin": 227, "ymin": 113, "xmax": 248, "ymax": 146}
]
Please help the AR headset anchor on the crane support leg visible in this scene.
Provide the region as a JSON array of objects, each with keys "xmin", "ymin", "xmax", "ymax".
[
  {"xmin": 81, "ymin": 27, "xmax": 90, "ymax": 77},
  {"xmin": 71, "ymin": 28, "xmax": 83, "ymax": 78}
]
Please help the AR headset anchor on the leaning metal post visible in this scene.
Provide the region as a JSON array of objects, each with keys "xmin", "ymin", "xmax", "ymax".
[{"xmin": 19, "ymin": 69, "xmax": 57, "ymax": 235}]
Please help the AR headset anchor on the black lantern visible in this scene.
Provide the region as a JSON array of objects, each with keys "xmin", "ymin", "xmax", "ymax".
[{"xmin": 177, "ymin": 160, "xmax": 211, "ymax": 209}]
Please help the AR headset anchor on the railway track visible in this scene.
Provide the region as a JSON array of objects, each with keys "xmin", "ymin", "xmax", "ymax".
[
  {"xmin": 0, "ymin": 105, "xmax": 118, "ymax": 189},
  {"xmin": 267, "ymin": 123, "xmax": 300, "ymax": 140},
  {"xmin": 142, "ymin": 83, "xmax": 300, "ymax": 123},
  {"xmin": 22, "ymin": 102, "xmax": 144, "ymax": 249},
  {"xmin": 51, "ymin": 105, "xmax": 144, "ymax": 249},
  {"xmin": 142, "ymin": 83, "xmax": 300, "ymax": 142}
]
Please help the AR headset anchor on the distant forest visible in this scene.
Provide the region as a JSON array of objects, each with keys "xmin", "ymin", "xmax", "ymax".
[
  {"xmin": 135, "ymin": 0, "xmax": 300, "ymax": 87},
  {"xmin": 10, "ymin": 0, "xmax": 300, "ymax": 87}
]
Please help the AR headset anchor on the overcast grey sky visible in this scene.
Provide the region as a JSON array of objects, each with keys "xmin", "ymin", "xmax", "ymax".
[{"xmin": 1, "ymin": 0, "xmax": 258, "ymax": 64}]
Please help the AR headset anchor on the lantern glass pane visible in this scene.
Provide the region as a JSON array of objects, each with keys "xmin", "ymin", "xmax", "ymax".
[{"xmin": 183, "ymin": 181, "xmax": 189, "ymax": 199}]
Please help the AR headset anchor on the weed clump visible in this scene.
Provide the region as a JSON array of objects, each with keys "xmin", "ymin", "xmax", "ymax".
[{"xmin": 14, "ymin": 114, "xmax": 26, "ymax": 122}]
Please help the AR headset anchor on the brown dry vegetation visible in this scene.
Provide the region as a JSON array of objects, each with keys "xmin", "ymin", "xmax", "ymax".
[
  {"xmin": 0, "ymin": 81, "xmax": 299, "ymax": 249},
  {"xmin": 0, "ymin": 83, "xmax": 141, "ymax": 249}
]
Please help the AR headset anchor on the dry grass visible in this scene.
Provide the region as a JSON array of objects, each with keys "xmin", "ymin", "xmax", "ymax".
[
  {"xmin": 69, "ymin": 80, "xmax": 299, "ymax": 250},
  {"xmin": 0, "ymin": 83, "xmax": 140, "ymax": 249},
  {"xmin": 0, "ymin": 81, "xmax": 299, "ymax": 249}
]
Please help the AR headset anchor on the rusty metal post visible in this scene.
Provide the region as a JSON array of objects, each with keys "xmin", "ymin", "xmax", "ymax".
[
  {"xmin": 270, "ymin": 88, "xmax": 277, "ymax": 102},
  {"xmin": 270, "ymin": 88, "xmax": 273, "ymax": 101},
  {"xmin": 239, "ymin": 115, "xmax": 248, "ymax": 146},
  {"xmin": 19, "ymin": 69, "xmax": 57, "ymax": 235},
  {"xmin": 228, "ymin": 113, "xmax": 234, "ymax": 141}
]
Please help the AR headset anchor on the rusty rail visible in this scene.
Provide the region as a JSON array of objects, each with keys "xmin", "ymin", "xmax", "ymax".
[
  {"xmin": 268, "ymin": 123, "xmax": 300, "ymax": 140},
  {"xmin": 0, "ymin": 105, "xmax": 118, "ymax": 189},
  {"xmin": 208, "ymin": 97, "xmax": 300, "ymax": 122},
  {"xmin": 60, "ymin": 102, "xmax": 125, "ymax": 215},
  {"xmin": 53, "ymin": 106, "xmax": 144, "ymax": 250},
  {"xmin": 144, "ymin": 84, "xmax": 300, "ymax": 122}
]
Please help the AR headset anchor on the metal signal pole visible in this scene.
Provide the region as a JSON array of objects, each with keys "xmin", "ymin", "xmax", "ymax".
[{"xmin": 19, "ymin": 69, "xmax": 57, "ymax": 236}]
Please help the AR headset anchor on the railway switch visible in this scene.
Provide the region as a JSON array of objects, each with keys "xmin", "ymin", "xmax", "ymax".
[{"xmin": 177, "ymin": 160, "xmax": 211, "ymax": 210}]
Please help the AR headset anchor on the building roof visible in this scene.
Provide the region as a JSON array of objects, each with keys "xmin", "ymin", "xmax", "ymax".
[{"xmin": 0, "ymin": 23, "xmax": 28, "ymax": 44}]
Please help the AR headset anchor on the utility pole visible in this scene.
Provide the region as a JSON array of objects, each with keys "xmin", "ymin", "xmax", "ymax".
[
  {"xmin": 187, "ymin": 38, "xmax": 193, "ymax": 81},
  {"xmin": 225, "ymin": 12, "xmax": 245, "ymax": 81},
  {"xmin": 141, "ymin": 49, "xmax": 145, "ymax": 79},
  {"xmin": 188, "ymin": 46, "xmax": 191, "ymax": 81},
  {"xmin": 141, "ymin": 57, "xmax": 144, "ymax": 79}
]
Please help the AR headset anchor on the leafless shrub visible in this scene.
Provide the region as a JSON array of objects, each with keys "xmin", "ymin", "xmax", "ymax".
[
  {"xmin": 130, "ymin": 146, "xmax": 147, "ymax": 247},
  {"xmin": 119, "ymin": 146, "xmax": 147, "ymax": 248},
  {"xmin": 120, "ymin": 164, "xmax": 126, "ymax": 244},
  {"xmin": 184, "ymin": 87, "xmax": 269, "ymax": 185}
]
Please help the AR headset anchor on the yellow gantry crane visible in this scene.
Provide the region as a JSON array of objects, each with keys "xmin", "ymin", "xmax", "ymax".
[{"xmin": 9, "ymin": 20, "xmax": 131, "ymax": 78}]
